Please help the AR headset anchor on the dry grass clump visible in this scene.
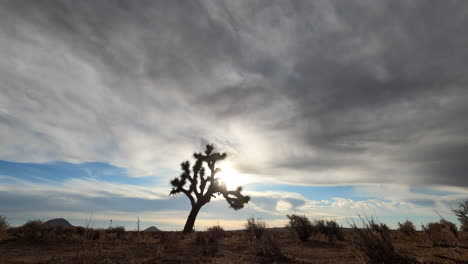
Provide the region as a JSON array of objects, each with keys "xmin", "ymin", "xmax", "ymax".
[
  {"xmin": 245, "ymin": 218, "xmax": 287, "ymax": 262},
  {"xmin": 350, "ymin": 217, "xmax": 415, "ymax": 264},
  {"xmin": 422, "ymin": 219, "xmax": 458, "ymax": 247},
  {"xmin": 287, "ymin": 214, "xmax": 314, "ymax": 242},
  {"xmin": 398, "ymin": 220, "xmax": 417, "ymax": 236}
]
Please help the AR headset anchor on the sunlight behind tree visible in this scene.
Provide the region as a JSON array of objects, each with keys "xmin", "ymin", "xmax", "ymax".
[{"xmin": 217, "ymin": 161, "xmax": 249, "ymax": 190}]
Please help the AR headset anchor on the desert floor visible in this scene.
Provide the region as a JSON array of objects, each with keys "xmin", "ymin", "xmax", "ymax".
[{"xmin": 0, "ymin": 230, "xmax": 467, "ymax": 264}]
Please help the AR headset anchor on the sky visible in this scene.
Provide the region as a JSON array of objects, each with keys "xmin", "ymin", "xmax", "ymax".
[{"xmin": 1, "ymin": 0, "xmax": 468, "ymax": 231}]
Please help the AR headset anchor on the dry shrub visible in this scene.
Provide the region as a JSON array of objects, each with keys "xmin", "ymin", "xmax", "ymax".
[
  {"xmin": 245, "ymin": 218, "xmax": 287, "ymax": 263},
  {"xmin": 44, "ymin": 225, "xmax": 76, "ymax": 240},
  {"xmin": 22, "ymin": 220, "xmax": 44, "ymax": 240},
  {"xmin": 62, "ymin": 226, "xmax": 76, "ymax": 238},
  {"xmin": 422, "ymin": 219, "xmax": 458, "ymax": 246},
  {"xmin": 86, "ymin": 228, "xmax": 104, "ymax": 240},
  {"xmin": 7, "ymin": 226, "xmax": 23, "ymax": 240},
  {"xmin": 461, "ymin": 222, "xmax": 468, "ymax": 232},
  {"xmin": 350, "ymin": 217, "xmax": 414, "ymax": 264},
  {"xmin": 441, "ymin": 219, "xmax": 458, "ymax": 237},
  {"xmin": 159, "ymin": 232, "xmax": 180, "ymax": 250},
  {"xmin": 255, "ymin": 232, "xmax": 286, "ymax": 262},
  {"xmin": 287, "ymin": 214, "xmax": 313, "ymax": 242},
  {"xmin": 49, "ymin": 224, "xmax": 65, "ymax": 237},
  {"xmin": 76, "ymin": 226, "xmax": 86, "ymax": 237},
  {"xmin": 108, "ymin": 226, "xmax": 125, "ymax": 239},
  {"xmin": 453, "ymin": 200, "xmax": 468, "ymax": 232},
  {"xmin": 245, "ymin": 218, "xmax": 266, "ymax": 240},
  {"xmin": 206, "ymin": 225, "xmax": 226, "ymax": 240},
  {"xmin": 314, "ymin": 219, "xmax": 345, "ymax": 243},
  {"xmin": 195, "ymin": 226, "xmax": 226, "ymax": 256},
  {"xmin": 398, "ymin": 220, "xmax": 417, "ymax": 236},
  {"xmin": 0, "ymin": 216, "xmax": 8, "ymax": 240}
]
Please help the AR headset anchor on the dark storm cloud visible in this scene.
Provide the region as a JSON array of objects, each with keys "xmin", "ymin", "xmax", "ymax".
[{"xmin": 1, "ymin": 0, "xmax": 468, "ymax": 186}]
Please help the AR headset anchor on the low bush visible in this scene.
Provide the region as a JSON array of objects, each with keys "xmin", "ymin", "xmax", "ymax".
[
  {"xmin": 398, "ymin": 220, "xmax": 417, "ymax": 236},
  {"xmin": 461, "ymin": 222, "xmax": 468, "ymax": 232},
  {"xmin": 76, "ymin": 226, "xmax": 86, "ymax": 237},
  {"xmin": 43, "ymin": 225, "xmax": 76, "ymax": 240},
  {"xmin": 206, "ymin": 225, "xmax": 226, "ymax": 240},
  {"xmin": 440, "ymin": 219, "xmax": 458, "ymax": 237},
  {"xmin": 86, "ymin": 228, "xmax": 104, "ymax": 240},
  {"xmin": 0, "ymin": 216, "xmax": 8, "ymax": 240},
  {"xmin": 7, "ymin": 226, "xmax": 23, "ymax": 240},
  {"xmin": 245, "ymin": 218, "xmax": 266, "ymax": 240},
  {"xmin": 453, "ymin": 200, "xmax": 468, "ymax": 232},
  {"xmin": 422, "ymin": 219, "xmax": 458, "ymax": 246},
  {"xmin": 350, "ymin": 216, "xmax": 413, "ymax": 264},
  {"xmin": 195, "ymin": 225, "xmax": 227, "ymax": 256},
  {"xmin": 108, "ymin": 226, "xmax": 125, "ymax": 239},
  {"xmin": 245, "ymin": 218, "xmax": 286, "ymax": 262},
  {"xmin": 22, "ymin": 220, "xmax": 44, "ymax": 240},
  {"xmin": 160, "ymin": 232, "xmax": 180, "ymax": 250},
  {"xmin": 286, "ymin": 214, "xmax": 313, "ymax": 242},
  {"xmin": 322, "ymin": 220, "xmax": 345, "ymax": 243}
]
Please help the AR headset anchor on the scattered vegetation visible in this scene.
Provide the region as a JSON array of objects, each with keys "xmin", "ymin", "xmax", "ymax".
[
  {"xmin": 398, "ymin": 220, "xmax": 417, "ymax": 236},
  {"xmin": 1, "ymin": 215, "xmax": 468, "ymax": 264},
  {"xmin": 286, "ymin": 214, "xmax": 314, "ymax": 242},
  {"xmin": 350, "ymin": 216, "xmax": 415, "ymax": 264}
]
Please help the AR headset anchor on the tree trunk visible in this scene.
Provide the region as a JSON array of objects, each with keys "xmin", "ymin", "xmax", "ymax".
[{"xmin": 183, "ymin": 204, "xmax": 202, "ymax": 234}]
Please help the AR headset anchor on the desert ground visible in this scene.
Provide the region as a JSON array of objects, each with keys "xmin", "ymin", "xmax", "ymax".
[{"xmin": 0, "ymin": 227, "xmax": 467, "ymax": 264}]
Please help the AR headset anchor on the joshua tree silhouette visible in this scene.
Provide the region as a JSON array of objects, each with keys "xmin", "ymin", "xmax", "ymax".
[{"xmin": 170, "ymin": 144, "xmax": 250, "ymax": 233}]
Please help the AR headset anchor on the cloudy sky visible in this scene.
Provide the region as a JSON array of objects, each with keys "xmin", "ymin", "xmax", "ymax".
[{"xmin": 1, "ymin": 0, "xmax": 468, "ymax": 230}]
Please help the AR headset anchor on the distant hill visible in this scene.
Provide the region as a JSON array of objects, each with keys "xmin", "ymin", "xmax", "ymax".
[
  {"xmin": 42, "ymin": 218, "xmax": 74, "ymax": 229},
  {"xmin": 144, "ymin": 226, "xmax": 160, "ymax": 232}
]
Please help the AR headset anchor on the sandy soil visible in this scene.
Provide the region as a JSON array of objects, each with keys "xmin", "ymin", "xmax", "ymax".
[{"xmin": 0, "ymin": 231, "xmax": 467, "ymax": 264}]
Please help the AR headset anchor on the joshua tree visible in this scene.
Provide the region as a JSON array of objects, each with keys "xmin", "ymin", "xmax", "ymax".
[{"xmin": 170, "ymin": 144, "xmax": 250, "ymax": 233}]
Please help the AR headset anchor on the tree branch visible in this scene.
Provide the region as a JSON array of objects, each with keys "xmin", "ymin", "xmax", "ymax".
[{"xmin": 181, "ymin": 188, "xmax": 195, "ymax": 207}]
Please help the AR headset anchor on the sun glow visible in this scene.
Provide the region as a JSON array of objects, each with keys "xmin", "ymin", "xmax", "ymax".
[{"xmin": 216, "ymin": 162, "xmax": 248, "ymax": 190}]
